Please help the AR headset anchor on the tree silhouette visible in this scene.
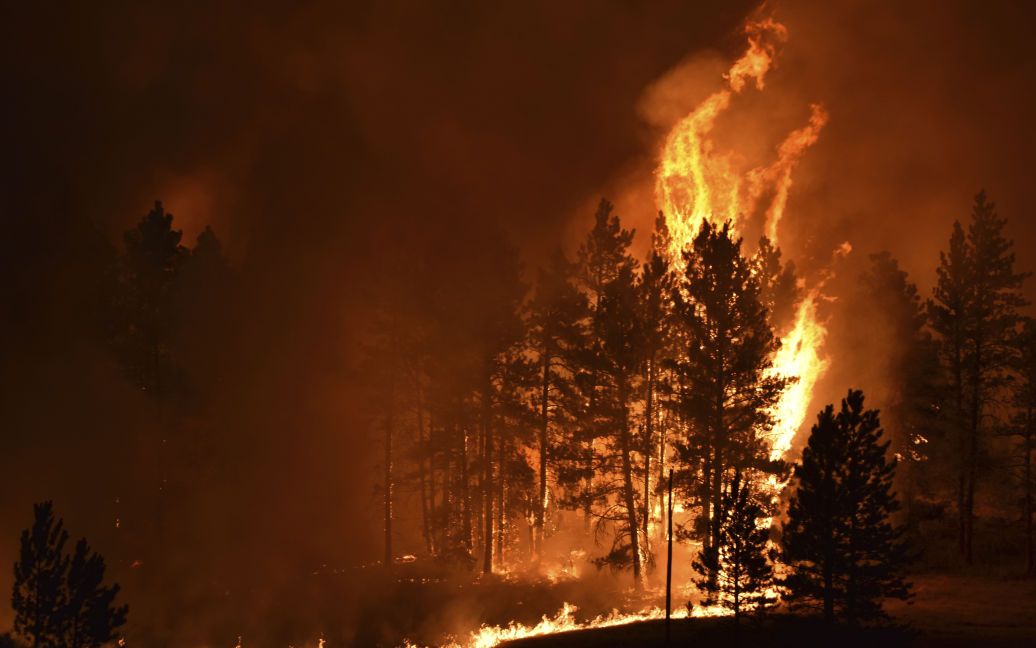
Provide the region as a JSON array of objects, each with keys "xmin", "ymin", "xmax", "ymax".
[
  {"xmin": 671, "ymin": 221, "xmax": 786, "ymax": 560},
  {"xmin": 64, "ymin": 539, "xmax": 128, "ymax": 648},
  {"xmin": 692, "ymin": 472, "xmax": 775, "ymax": 622},
  {"xmin": 781, "ymin": 390, "xmax": 911, "ymax": 625},
  {"xmin": 751, "ymin": 235, "xmax": 801, "ymax": 334},
  {"xmin": 13, "ymin": 501, "xmax": 69, "ymax": 648},
  {"xmin": 636, "ymin": 212, "xmax": 676, "ymax": 554},
  {"xmin": 929, "ymin": 191, "xmax": 1028, "ymax": 563},
  {"xmin": 526, "ymin": 247, "xmax": 586, "ymax": 559},
  {"xmin": 564, "ymin": 198, "xmax": 637, "ymax": 530}
]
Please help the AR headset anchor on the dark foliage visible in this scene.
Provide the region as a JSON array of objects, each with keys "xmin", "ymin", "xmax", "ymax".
[{"xmin": 781, "ymin": 390, "xmax": 911, "ymax": 624}]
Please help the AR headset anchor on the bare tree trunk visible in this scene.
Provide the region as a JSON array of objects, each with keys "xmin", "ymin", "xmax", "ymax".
[
  {"xmin": 584, "ymin": 375, "xmax": 596, "ymax": 532},
  {"xmin": 460, "ymin": 422, "xmax": 472, "ymax": 551},
  {"xmin": 483, "ymin": 380, "xmax": 494, "ymax": 574},
  {"xmin": 496, "ymin": 435, "xmax": 505, "ymax": 564},
  {"xmin": 966, "ymin": 341, "xmax": 983, "ymax": 565},
  {"xmin": 665, "ymin": 469, "xmax": 673, "ymax": 644},
  {"xmin": 537, "ymin": 350, "xmax": 550, "ymax": 560},
  {"xmin": 619, "ymin": 379, "xmax": 642, "ymax": 590},
  {"xmin": 642, "ymin": 356, "xmax": 654, "ymax": 551},
  {"xmin": 416, "ymin": 382, "xmax": 433, "ymax": 555}
]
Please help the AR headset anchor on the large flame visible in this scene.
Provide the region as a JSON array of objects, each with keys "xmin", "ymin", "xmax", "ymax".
[{"xmin": 655, "ymin": 17, "xmax": 829, "ymax": 465}]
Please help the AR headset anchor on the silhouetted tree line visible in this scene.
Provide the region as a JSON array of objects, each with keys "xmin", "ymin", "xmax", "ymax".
[
  {"xmin": 13, "ymin": 188, "xmax": 1032, "ymax": 633},
  {"xmin": 365, "ymin": 189, "xmax": 1034, "ymax": 623}
]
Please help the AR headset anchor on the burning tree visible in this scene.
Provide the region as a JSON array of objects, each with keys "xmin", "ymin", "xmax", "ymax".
[{"xmin": 781, "ymin": 390, "xmax": 911, "ymax": 625}]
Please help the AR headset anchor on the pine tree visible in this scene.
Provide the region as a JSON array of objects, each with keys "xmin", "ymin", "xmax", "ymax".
[
  {"xmin": 671, "ymin": 221, "xmax": 786, "ymax": 556},
  {"xmin": 564, "ymin": 199, "xmax": 637, "ymax": 529},
  {"xmin": 120, "ymin": 200, "xmax": 187, "ymax": 396},
  {"xmin": 751, "ymin": 236, "xmax": 801, "ymax": 334},
  {"xmin": 64, "ymin": 539, "xmax": 128, "ymax": 648},
  {"xmin": 13, "ymin": 502, "xmax": 69, "ymax": 648},
  {"xmin": 692, "ymin": 472, "xmax": 775, "ymax": 622},
  {"xmin": 637, "ymin": 212, "xmax": 676, "ymax": 552},
  {"xmin": 929, "ymin": 191, "xmax": 1028, "ymax": 563},
  {"xmin": 526, "ymin": 248, "xmax": 587, "ymax": 560},
  {"xmin": 781, "ymin": 390, "xmax": 911, "ymax": 625},
  {"xmin": 929, "ymin": 219, "xmax": 972, "ymax": 558},
  {"xmin": 590, "ymin": 264, "xmax": 646, "ymax": 588}
]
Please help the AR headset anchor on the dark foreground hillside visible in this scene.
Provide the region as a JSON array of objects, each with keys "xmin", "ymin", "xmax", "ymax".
[{"xmin": 503, "ymin": 573, "xmax": 1036, "ymax": 648}]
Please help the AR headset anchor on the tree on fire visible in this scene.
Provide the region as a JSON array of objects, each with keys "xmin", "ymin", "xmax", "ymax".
[
  {"xmin": 780, "ymin": 390, "xmax": 911, "ymax": 625},
  {"xmin": 692, "ymin": 472, "xmax": 775, "ymax": 623},
  {"xmin": 13, "ymin": 502, "xmax": 127, "ymax": 648},
  {"xmin": 670, "ymin": 221, "xmax": 788, "ymax": 560},
  {"xmin": 929, "ymin": 191, "xmax": 1028, "ymax": 564}
]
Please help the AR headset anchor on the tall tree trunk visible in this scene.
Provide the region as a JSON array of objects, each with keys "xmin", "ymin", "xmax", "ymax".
[
  {"xmin": 584, "ymin": 374, "xmax": 597, "ymax": 531},
  {"xmin": 642, "ymin": 356, "xmax": 654, "ymax": 550},
  {"xmin": 537, "ymin": 350, "xmax": 550, "ymax": 560},
  {"xmin": 482, "ymin": 379, "xmax": 494, "ymax": 575},
  {"xmin": 953, "ymin": 345, "xmax": 967, "ymax": 559},
  {"xmin": 460, "ymin": 422, "xmax": 472, "ymax": 551},
  {"xmin": 966, "ymin": 340, "xmax": 983, "ymax": 565},
  {"xmin": 618, "ymin": 379, "xmax": 642, "ymax": 590},
  {"xmin": 416, "ymin": 382, "xmax": 434, "ymax": 555},
  {"xmin": 496, "ymin": 435, "xmax": 505, "ymax": 564}
]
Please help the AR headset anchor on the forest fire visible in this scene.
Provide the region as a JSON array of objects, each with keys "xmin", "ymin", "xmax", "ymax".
[
  {"xmin": 657, "ymin": 16, "xmax": 829, "ymax": 484},
  {"xmin": 7, "ymin": 2, "xmax": 1036, "ymax": 647}
]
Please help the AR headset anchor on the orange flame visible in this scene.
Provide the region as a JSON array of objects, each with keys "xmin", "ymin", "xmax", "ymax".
[{"xmin": 655, "ymin": 18, "xmax": 830, "ymax": 465}]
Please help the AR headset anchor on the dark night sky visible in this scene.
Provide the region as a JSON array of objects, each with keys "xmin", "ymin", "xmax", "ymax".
[{"xmin": 3, "ymin": 0, "xmax": 1036, "ymax": 638}]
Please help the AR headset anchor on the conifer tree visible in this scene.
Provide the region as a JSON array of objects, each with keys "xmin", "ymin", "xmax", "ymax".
[
  {"xmin": 637, "ymin": 212, "xmax": 675, "ymax": 550},
  {"xmin": 565, "ymin": 199, "xmax": 637, "ymax": 528},
  {"xmin": 526, "ymin": 248, "xmax": 586, "ymax": 559},
  {"xmin": 781, "ymin": 390, "xmax": 911, "ymax": 625},
  {"xmin": 751, "ymin": 236, "xmax": 801, "ymax": 333},
  {"xmin": 64, "ymin": 539, "xmax": 128, "ymax": 648},
  {"xmin": 692, "ymin": 472, "xmax": 775, "ymax": 622},
  {"xmin": 671, "ymin": 221, "xmax": 786, "ymax": 556},
  {"xmin": 13, "ymin": 502, "xmax": 69, "ymax": 648},
  {"xmin": 590, "ymin": 264, "xmax": 646, "ymax": 588},
  {"xmin": 929, "ymin": 191, "xmax": 1028, "ymax": 562}
]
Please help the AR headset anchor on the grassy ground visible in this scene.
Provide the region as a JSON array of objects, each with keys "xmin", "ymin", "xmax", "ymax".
[{"xmin": 501, "ymin": 573, "xmax": 1036, "ymax": 647}]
